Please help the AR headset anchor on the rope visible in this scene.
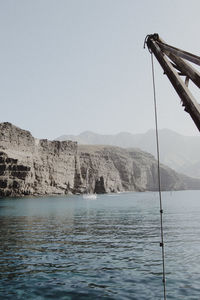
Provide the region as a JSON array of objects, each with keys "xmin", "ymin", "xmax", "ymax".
[{"xmin": 150, "ymin": 53, "xmax": 167, "ymax": 300}]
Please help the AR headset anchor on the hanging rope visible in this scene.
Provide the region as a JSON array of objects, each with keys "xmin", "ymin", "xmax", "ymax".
[{"xmin": 150, "ymin": 52, "xmax": 167, "ymax": 300}]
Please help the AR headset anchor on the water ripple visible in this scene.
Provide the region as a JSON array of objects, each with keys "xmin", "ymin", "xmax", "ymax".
[{"xmin": 1, "ymin": 191, "xmax": 200, "ymax": 299}]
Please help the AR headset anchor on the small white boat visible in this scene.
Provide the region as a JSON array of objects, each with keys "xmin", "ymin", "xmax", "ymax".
[{"xmin": 83, "ymin": 193, "xmax": 97, "ymax": 200}]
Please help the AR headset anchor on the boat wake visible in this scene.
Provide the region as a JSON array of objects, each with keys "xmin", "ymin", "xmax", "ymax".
[{"xmin": 83, "ymin": 194, "xmax": 97, "ymax": 200}]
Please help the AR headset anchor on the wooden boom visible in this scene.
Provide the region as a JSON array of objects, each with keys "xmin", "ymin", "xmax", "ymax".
[{"xmin": 145, "ymin": 33, "xmax": 200, "ymax": 132}]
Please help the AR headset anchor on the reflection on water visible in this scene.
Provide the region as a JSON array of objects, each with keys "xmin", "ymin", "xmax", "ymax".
[{"xmin": 1, "ymin": 191, "xmax": 200, "ymax": 299}]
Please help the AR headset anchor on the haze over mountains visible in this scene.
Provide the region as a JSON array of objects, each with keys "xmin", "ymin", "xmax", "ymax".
[{"xmin": 56, "ymin": 129, "xmax": 200, "ymax": 178}]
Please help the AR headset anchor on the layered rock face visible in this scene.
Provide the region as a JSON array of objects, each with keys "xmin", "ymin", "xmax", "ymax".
[
  {"xmin": 0, "ymin": 123, "xmax": 77, "ymax": 197},
  {"xmin": 0, "ymin": 122, "xmax": 200, "ymax": 197}
]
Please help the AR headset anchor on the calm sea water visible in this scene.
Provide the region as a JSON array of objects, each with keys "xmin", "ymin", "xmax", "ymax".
[{"xmin": 1, "ymin": 191, "xmax": 200, "ymax": 300}]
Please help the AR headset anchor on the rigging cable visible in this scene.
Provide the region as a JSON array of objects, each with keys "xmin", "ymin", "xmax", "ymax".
[{"xmin": 150, "ymin": 52, "xmax": 167, "ymax": 300}]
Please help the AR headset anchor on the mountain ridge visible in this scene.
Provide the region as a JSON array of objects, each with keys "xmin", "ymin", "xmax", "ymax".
[{"xmin": 56, "ymin": 129, "xmax": 200, "ymax": 178}]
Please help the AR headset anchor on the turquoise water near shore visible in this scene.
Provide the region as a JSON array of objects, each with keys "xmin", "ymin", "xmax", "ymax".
[{"xmin": 1, "ymin": 191, "xmax": 200, "ymax": 299}]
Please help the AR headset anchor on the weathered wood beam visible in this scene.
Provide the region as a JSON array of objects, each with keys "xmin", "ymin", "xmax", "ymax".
[
  {"xmin": 147, "ymin": 37, "xmax": 200, "ymax": 132},
  {"xmin": 166, "ymin": 52, "xmax": 200, "ymax": 88},
  {"xmin": 157, "ymin": 36, "xmax": 200, "ymax": 89},
  {"xmin": 157, "ymin": 40, "xmax": 200, "ymax": 66}
]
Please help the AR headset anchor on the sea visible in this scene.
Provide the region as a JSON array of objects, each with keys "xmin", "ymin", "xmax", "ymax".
[{"xmin": 1, "ymin": 190, "xmax": 200, "ymax": 300}]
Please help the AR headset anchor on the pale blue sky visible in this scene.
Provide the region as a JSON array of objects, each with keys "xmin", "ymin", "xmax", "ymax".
[{"xmin": 1, "ymin": 0, "xmax": 200, "ymax": 139}]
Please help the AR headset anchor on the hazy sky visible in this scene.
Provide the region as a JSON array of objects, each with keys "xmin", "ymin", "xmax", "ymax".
[{"xmin": 1, "ymin": 0, "xmax": 200, "ymax": 139}]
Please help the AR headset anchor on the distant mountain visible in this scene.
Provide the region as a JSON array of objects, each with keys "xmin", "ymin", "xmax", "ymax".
[
  {"xmin": 57, "ymin": 131, "xmax": 144, "ymax": 148},
  {"xmin": 56, "ymin": 129, "xmax": 200, "ymax": 178}
]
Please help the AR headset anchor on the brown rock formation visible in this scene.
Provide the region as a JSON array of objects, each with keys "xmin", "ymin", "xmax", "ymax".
[{"xmin": 0, "ymin": 122, "xmax": 200, "ymax": 197}]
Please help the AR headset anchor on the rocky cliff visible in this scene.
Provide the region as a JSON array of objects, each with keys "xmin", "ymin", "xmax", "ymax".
[
  {"xmin": 0, "ymin": 123, "xmax": 77, "ymax": 197},
  {"xmin": 56, "ymin": 129, "xmax": 200, "ymax": 178},
  {"xmin": 0, "ymin": 122, "xmax": 200, "ymax": 197}
]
